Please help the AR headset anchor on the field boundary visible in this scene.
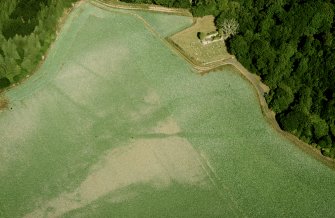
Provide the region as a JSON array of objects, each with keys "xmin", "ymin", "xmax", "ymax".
[
  {"xmin": 167, "ymin": 17, "xmax": 335, "ymax": 169},
  {"xmin": 91, "ymin": 0, "xmax": 192, "ymax": 16},
  {"xmin": 203, "ymin": 61, "xmax": 335, "ymax": 170},
  {"xmin": 0, "ymin": 0, "xmax": 86, "ymax": 108},
  {"xmin": 89, "ymin": 0, "xmax": 335, "ymax": 169},
  {"xmin": 88, "ymin": 2, "xmax": 250, "ymax": 212}
]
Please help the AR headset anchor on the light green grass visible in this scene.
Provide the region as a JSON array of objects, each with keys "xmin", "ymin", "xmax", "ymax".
[
  {"xmin": 1, "ymin": 2, "xmax": 335, "ymax": 218},
  {"xmin": 133, "ymin": 11, "xmax": 193, "ymax": 37}
]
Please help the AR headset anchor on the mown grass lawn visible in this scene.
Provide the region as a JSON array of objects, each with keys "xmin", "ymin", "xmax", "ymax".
[{"xmin": 1, "ymin": 2, "xmax": 335, "ymax": 218}]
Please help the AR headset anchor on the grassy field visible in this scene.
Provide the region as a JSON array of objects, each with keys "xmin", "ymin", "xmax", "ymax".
[
  {"xmin": 169, "ymin": 15, "xmax": 231, "ymax": 65},
  {"xmin": 1, "ymin": 2, "xmax": 335, "ymax": 218}
]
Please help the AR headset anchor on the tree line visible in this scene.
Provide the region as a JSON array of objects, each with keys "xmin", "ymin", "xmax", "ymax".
[
  {"xmin": 226, "ymin": 0, "xmax": 335, "ymax": 158},
  {"xmin": 120, "ymin": 0, "xmax": 335, "ymax": 159},
  {"xmin": 0, "ymin": 0, "xmax": 76, "ymax": 88}
]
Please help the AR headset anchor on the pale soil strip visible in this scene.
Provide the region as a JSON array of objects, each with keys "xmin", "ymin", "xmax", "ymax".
[
  {"xmin": 91, "ymin": 0, "xmax": 192, "ymax": 16},
  {"xmin": 153, "ymin": 119, "xmax": 246, "ymax": 217},
  {"xmin": 24, "ymin": 136, "xmax": 212, "ymax": 218}
]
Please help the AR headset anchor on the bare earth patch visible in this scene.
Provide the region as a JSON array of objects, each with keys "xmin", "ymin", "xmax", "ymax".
[
  {"xmin": 153, "ymin": 117, "xmax": 181, "ymax": 135},
  {"xmin": 24, "ymin": 136, "xmax": 209, "ymax": 218},
  {"xmin": 0, "ymin": 97, "xmax": 8, "ymax": 110}
]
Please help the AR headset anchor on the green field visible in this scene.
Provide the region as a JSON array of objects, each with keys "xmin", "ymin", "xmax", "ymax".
[{"xmin": 1, "ymin": 2, "xmax": 335, "ymax": 218}]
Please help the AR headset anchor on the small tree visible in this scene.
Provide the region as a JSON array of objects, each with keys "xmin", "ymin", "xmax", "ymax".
[
  {"xmin": 218, "ymin": 28, "xmax": 224, "ymax": 37},
  {"xmin": 220, "ymin": 19, "xmax": 239, "ymax": 39}
]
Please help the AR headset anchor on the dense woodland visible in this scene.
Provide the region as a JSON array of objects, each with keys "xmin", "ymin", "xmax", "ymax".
[
  {"xmin": 226, "ymin": 0, "xmax": 335, "ymax": 158},
  {"xmin": 121, "ymin": 0, "xmax": 335, "ymax": 158},
  {"xmin": 0, "ymin": 0, "xmax": 76, "ymax": 88}
]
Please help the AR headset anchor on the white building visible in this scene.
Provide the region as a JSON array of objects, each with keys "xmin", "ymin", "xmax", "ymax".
[{"xmin": 201, "ymin": 31, "xmax": 224, "ymax": 45}]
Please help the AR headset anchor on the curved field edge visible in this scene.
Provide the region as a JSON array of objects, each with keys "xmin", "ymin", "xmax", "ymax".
[
  {"xmin": 0, "ymin": 1, "xmax": 85, "ymax": 101},
  {"xmin": 111, "ymin": 1, "xmax": 335, "ymax": 169},
  {"xmin": 0, "ymin": 2, "xmax": 335, "ymax": 218},
  {"xmin": 169, "ymin": 23, "xmax": 335, "ymax": 168},
  {"xmin": 91, "ymin": 0, "xmax": 192, "ymax": 16},
  {"xmin": 209, "ymin": 62, "xmax": 335, "ymax": 170},
  {"xmin": 101, "ymin": 1, "xmax": 335, "ymax": 169}
]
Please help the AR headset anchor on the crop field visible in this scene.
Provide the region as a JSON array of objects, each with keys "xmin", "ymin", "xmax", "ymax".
[
  {"xmin": 169, "ymin": 15, "xmax": 231, "ymax": 65},
  {"xmin": 1, "ymin": 2, "xmax": 335, "ymax": 218}
]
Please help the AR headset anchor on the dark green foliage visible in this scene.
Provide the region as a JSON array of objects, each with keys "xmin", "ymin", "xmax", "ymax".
[
  {"xmin": 2, "ymin": 0, "xmax": 50, "ymax": 39},
  {"xmin": 227, "ymin": 0, "xmax": 335, "ymax": 156},
  {"xmin": 191, "ymin": 0, "xmax": 218, "ymax": 17},
  {"xmin": 2, "ymin": 19, "xmax": 37, "ymax": 39},
  {"xmin": 120, "ymin": 0, "xmax": 231, "ymax": 16},
  {"xmin": 0, "ymin": 0, "xmax": 77, "ymax": 88},
  {"xmin": 0, "ymin": 77, "xmax": 10, "ymax": 88},
  {"xmin": 121, "ymin": 0, "xmax": 190, "ymax": 8},
  {"xmin": 215, "ymin": 1, "xmax": 240, "ymax": 23},
  {"xmin": 278, "ymin": 110, "xmax": 310, "ymax": 137},
  {"xmin": 269, "ymin": 84, "xmax": 294, "ymax": 113}
]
